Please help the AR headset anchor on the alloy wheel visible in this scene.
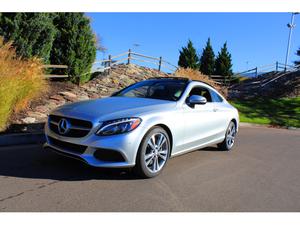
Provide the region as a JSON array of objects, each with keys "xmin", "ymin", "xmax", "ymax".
[
  {"xmin": 144, "ymin": 132, "xmax": 169, "ymax": 173},
  {"xmin": 226, "ymin": 122, "xmax": 236, "ymax": 148}
]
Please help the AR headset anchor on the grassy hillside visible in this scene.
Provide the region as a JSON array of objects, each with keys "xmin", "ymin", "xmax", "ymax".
[{"xmin": 231, "ymin": 97, "xmax": 300, "ymax": 128}]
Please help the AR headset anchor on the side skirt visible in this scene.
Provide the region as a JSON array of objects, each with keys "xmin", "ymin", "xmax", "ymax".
[{"xmin": 170, "ymin": 137, "xmax": 224, "ymax": 158}]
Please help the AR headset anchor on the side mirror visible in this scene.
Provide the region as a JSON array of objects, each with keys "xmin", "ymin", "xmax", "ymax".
[{"xmin": 186, "ymin": 95, "xmax": 207, "ymax": 107}]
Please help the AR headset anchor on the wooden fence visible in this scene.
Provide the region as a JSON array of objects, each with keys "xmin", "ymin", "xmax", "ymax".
[
  {"xmin": 43, "ymin": 64, "xmax": 68, "ymax": 78},
  {"xmin": 43, "ymin": 51, "xmax": 248, "ymax": 86},
  {"xmin": 209, "ymin": 75, "xmax": 231, "ymax": 85},
  {"xmin": 93, "ymin": 50, "xmax": 237, "ymax": 86},
  {"xmin": 235, "ymin": 62, "xmax": 296, "ymax": 78},
  {"xmin": 93, "ymin": 49, "xmax": 178, "ymax": 73}
]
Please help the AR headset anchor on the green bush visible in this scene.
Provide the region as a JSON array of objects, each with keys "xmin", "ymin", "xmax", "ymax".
[
  {"xmin": 50, "ymin": 13, "xmax": 96, "ymax": 84},
  {"xmin": 0, "ymin": 13, "xmax": 97, "ymax": 84},
  {"xmin": 0, "ymin": 13, "xmax": 56, "ymax": 63}
]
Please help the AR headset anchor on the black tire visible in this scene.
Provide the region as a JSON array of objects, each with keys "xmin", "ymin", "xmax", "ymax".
[
  {"xmin": 218, "ymin": 121, "xmax": 237, "ymax": 151},
  {"xmin": 134, "ymin": 126, "xmax": 170, "ymax": 178}
]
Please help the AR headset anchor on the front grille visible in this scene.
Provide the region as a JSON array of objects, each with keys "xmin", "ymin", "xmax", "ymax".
[
  {"xmin": 49, "ymin": 115, "xmax": 93, "ymax": 138},
  {"xmin": 48, "ymin": 136, "xmax": 87, "ymax": 154},
  {"xmin": 94, "ymin": 149, "xmax": 125, "ymax": 162}
]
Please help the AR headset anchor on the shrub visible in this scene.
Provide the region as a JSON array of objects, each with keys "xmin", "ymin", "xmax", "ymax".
[
  {"xmin": 50, "ymin": 13, "xmax": 96, "ymax": 84},
  {"xmin": 0, "ymin": 13, "xmax": 97, "ymax": 84},
  {"xmin": 215, "ymin": 42, "xmax": 233, "ymax": 79},
  {"xmin": 0, "ymin": 38, "xmax": 47, "ymax": 131},
  {"xmin": 199, "ymin": 38, "xmax": 215, "ymax": 76},
  {"xmin": 175, "ymin": 67, "xmax": 228, "ymax": 98},
  {"xmin": 178, "ymin": 39, "xmax": 199, "ymax": 69},
  {"xmin": 0, "ymin": 13, "xmax": 57, "ymax": 63}
]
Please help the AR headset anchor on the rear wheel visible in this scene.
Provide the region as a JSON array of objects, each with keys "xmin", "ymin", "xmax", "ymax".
[
  {"xmin": 134, "ymin": 127, "xmax": 170, "ymax": 178},
  {"xmin": 218, "ymin": 121, "xmax": 237, "ymax": 151}
]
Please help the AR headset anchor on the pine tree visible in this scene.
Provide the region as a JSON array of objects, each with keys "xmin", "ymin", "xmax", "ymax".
[
  {"xmin": 178, "ymin": 40, "xmax": 199, "ymax": 69},
  {"xmin": 215, "ymin": 42, "xmax": 233, "ymax": 79},
  {"xmin": 50, "ymin": 13, "xmax": 96, "ymax": 84},
  {"xmin": 199, "ymin": 38, "xmax": 215, "ymax": 76},
  {"xmin": 295, "ymin": 48, "xmax": 300, "ymax": 65},
  {"xmin": 0, "ymin": 13, "xmax": 56, "ymax": 63}
]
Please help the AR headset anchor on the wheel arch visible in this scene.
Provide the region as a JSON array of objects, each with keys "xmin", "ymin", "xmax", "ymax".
[
  {"xmin": 231, "ymin": 118, "xmax": 237, "ymax": 126},
  {"xmin": 154, "ymin": 123, "xmax": 173, "ymax": 156},
  {"xmin": 230, "ymin": 118, "xmax": 238, "ymax": 132},
  {"xmin": 135, "ymin": 123, "xmax": 174, "ymax": 164}
]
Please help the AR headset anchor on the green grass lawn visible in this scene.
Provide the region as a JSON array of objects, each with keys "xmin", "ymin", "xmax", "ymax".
[{"xmin": 230, "ymin": 97, "xmax": 300, "ymax": 128}]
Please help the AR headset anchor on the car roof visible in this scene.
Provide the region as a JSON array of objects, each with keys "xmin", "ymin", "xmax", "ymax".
[
  {"xmin": 147, "ymin": 77, "xmax": 216, "ymax": 89},
  {"xmin": 147, "ymin": 77, "xmax": 190, "ymax": 82}
]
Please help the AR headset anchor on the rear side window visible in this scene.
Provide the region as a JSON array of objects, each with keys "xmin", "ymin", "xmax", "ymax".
[
  {"xmin": 188, "ymin": 86, "xmax": 213, "ymax": 102},
  {"xmin": 210, "ymin": 90, "xmax": 223, "ymax": 102}
]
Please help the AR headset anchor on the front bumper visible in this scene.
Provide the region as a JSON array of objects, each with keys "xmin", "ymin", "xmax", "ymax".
[{"xmin": 44, "ymin": 121, "xmax": 147, "ymax": 168}]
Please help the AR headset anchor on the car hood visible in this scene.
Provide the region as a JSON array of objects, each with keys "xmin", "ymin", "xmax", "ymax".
[{"xmin": 52, "ymin": 97, "xmax": 176, "ymax": 122}]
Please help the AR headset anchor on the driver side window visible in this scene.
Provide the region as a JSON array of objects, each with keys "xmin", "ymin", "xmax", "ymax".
[{"xmin": 188, "ymin": 86, "xmax": 212, "ymax": 102}]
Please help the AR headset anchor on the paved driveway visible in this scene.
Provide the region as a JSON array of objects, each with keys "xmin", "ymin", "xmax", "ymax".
[{"xmin": 0, "ymin": 127, "xmax": 299, "ymax": 211}]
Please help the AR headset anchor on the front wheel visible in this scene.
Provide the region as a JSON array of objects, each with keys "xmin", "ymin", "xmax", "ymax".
[
  {"xmin": 134, "ymin": 127, "xmax": 170, "ymax": 178},
  {"xmin": 218, "ymin": 121, "xmax": 237, "ymax": 151}
]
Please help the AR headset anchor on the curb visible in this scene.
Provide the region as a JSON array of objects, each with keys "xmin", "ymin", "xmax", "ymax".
[
  {"xmin": 239, "ymin": 122, "xmax": 272, "ymax": 128},
  {"xmin": 239, "ymin": 122, "xmax": 300, "ymax": 131},
  {"xmin": 0, "ymin": 132, "xmax": 46, "ymax": 147}
]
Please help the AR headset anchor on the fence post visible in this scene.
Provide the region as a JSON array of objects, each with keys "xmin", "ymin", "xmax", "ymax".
[
  {"xmin": 108, "ymin": 55, "xmax": 112, "ymax": 74},
  {"xmin": 276, "ymin": 61, "xmax": 278, "ymax": 72},
  {"xmin": 127, "ymin": 49, "xmax": 131, "ymax": 65},
  {"xmin": 158, "ymin": 56, "xmax": 162, "ymax": 71}
]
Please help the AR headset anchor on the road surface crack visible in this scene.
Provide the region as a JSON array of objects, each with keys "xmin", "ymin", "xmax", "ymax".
[
  {"xmin": 0, "ymin": 192, "xmax": 24, "ymax": 202},
  {"xmin": 0, "ymin": 180, "xmax": 60, "ymax": 204}
]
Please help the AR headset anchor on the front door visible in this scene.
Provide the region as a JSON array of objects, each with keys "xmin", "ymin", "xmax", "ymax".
[{"xmin": 181, "ymin": 86, "xmax": 220, "ymax": 151}]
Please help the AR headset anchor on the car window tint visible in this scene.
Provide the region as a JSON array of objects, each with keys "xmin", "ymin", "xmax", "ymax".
[
  {"xmin": 148, "ymin": 82, "xmax": 185, "ymax": 101},
  {"xmin": 114, "ymin": 80, "xmax": 187, "ymax": 101},
  {"xmin": 210, "ymin": 90, "xmax": 223, "ymax": 102},
  {"xmin": 188, "ymin": 86, "xmax": 212, "ymax": 102},
  {"xmin": 123, "ymin": 85, "xmax": 149, "ymax": 97}
]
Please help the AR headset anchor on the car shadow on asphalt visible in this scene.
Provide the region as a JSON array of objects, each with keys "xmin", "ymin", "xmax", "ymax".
[
  {"xmin": 201, "ymin": 147, "xmax": 221, "ymax": 152},
  {"xmin": 0, "ymin": 144, "xmax": 139, "ymax": 181},
  {"xmin": 0, "ymin": 144, "xmax": 220, "ymax": 181}
]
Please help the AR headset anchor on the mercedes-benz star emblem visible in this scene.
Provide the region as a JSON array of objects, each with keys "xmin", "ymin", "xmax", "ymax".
[{"xmin": 58, "ymin": 118, "xmax": 70, "ymax": 134}]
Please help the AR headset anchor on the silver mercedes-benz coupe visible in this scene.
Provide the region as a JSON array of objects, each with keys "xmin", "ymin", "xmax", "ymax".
[{"xmin": 44, "ymin": 77, "xmax": 239, "ymax": 178}]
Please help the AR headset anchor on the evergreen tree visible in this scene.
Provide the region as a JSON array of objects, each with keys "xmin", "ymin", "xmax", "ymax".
[
  {"xmin": 199, "ymin": 38, "xmax": 215, "ymax": 76},
  {"xmin": 178, "ymin": 40, "xmax": 199, "ymax": 69},
  {"xmin": 0, "ymin": 13, "xmax": 56, "ymax": 63},
  {"xmin": 215, "ymin": 42, "xmax": 233, "ymax": 79},
  {"xmin": 295, "ymin": 47, "xmax": 300, "ymax": 65},
  {"xmin": 50, "ymin": 13, "xmax": 96, "ymax": 83}
]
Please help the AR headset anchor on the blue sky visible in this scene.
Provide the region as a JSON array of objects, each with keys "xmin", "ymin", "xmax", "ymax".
[{"xmin": 87, "ymin": 13, "xmax": 300, "ymax": 73}]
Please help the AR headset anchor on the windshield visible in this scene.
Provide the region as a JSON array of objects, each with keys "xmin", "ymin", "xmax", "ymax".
[{"xmin": 112, "ymin": 80, "xmax": 188, "ymax": 101}]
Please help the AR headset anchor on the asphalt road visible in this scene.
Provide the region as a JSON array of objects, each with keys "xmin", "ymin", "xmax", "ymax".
[{"xmin": 0, "ymin": 127, "xmax": 299, "ymax": 212}]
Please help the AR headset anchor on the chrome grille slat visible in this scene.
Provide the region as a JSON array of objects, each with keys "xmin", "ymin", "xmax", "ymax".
[
  {"xmin": 49, "ymin": 115, "xmax": 93, "ymax": 138},
  {"xmin": 70, "ymin": 125, "xmax": 91, "ymax": 131},
  {"xmin": 50, "ymin": 120, "xmax": 59, "ymax": 125}
]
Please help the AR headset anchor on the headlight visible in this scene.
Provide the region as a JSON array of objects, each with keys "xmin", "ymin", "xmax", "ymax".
[{"xmin": 96, "ymin": 117, "xmax": 142, "ymax": 136}]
